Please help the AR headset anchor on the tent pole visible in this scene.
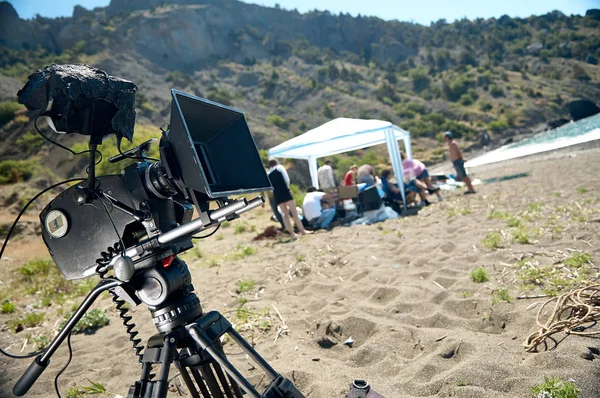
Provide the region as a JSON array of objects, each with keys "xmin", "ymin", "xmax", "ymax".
[
  {"xmin": 404, "ymin": 136, "xmax": 413, "ymax": 161},
  {"xmin": 308, "ymin": 156, "xmax": 319, "ymax": 188},
  {"xmin": 384, "ymin": 129, "xmax": 406, "ymax": 210}
]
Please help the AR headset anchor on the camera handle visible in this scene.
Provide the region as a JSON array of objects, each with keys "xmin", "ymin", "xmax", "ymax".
[
  {"xmin": 13, "ymin": 278, "xmax": 122, "ymax": 396},
  {"xmin": 108, "ymin": 138, "xmax": 158, "ymax": 164},
  {"xmin": 96, "ymin": 196, "xmax": 264, "ymax": 276}
]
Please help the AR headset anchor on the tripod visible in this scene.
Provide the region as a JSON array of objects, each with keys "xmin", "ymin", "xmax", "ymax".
[
  {"xmin": 130, "ymin": 306, "xmax": 302, "ymax": 398},
  {"xmin": 127, "ymin": 256, "xmax": 303, "ymax": 398}
]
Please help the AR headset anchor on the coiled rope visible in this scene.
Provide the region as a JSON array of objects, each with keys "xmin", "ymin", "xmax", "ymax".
[{"xmin": 525, "ymin": 282, "xmax": 600, "ymax": 352}]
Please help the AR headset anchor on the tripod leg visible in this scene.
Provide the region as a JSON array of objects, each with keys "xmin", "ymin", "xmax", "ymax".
[
  {"xmin": 214, "ymin": 340, "xmax": 244, "ymax": 398},
  {"xmin": 228, "ymin": 328, "xmax": 278, "ymax": 380},
  {"xmin": 189, "ymin": 367, "xmax": 213, "ymax": 397},
  {"xmin": 127, "ymin": 336, "xmax": 176, "ymax": 398},
  {"xmin": 189, "ymin": 311, "xmax": 306, "ymax": 398},
  {"xmin": 225, "ymin": 372, "xmax": 244, "ymax": 398},
  {"xmin": 174, "ymin": 363, "xmax": 201, "ymax": 398},
  {"xmin": 199, "ymin": 365, "xmax": 226, "ymax": 398},
  {"xmin": 212, "ymin": 364, "xmax": 236, "ymax": 398},
  {"xmin": 154, "ymin": 337, "xmax": 176, "ymax": 398},
  {"xmin": 188, "ymin": 324, "xmax": 261, "ymax": 398}
]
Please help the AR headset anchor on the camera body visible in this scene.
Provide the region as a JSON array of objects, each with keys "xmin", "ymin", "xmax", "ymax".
[
  {"xmin": 40, "ymin": 161, "xmax": 194, "ymax": 280},
  {"xmin": 25, "ymin": 68, "xmax": 272, "ymax": 280}
]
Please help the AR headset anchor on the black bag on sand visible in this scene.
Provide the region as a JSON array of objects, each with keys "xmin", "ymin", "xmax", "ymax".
[{"xmin": 345, "ymin": 380, "xmax": 385, "ymax": 398}]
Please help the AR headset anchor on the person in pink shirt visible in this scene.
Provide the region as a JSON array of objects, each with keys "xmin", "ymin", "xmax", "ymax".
[{"xmin": 401, "ymin": 151, "xmax": 443, "ymax": 201}]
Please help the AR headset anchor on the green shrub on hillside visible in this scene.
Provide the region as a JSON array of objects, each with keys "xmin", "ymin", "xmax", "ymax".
[
  {"xmin": 374, "ymin": 81, "xmax": 399, "ymax": 103},
  {"xmin": 572, "ymin": 64, "xmax": 590, "ymax": 80},
  {"xmin": 489, "ymin": 84, "xmax": 504, "ymax": 97},
  {"xmin": 395, "ymin": 107, "xmax": 415, "ymax": 119},
  {"xmin": 266, "ymin": 114, "xmax": 289, "ymax": 129},
  {"xmin": 478, "ymin": 100, "xmax": 493, "ymax": 112},
  {"xmin": 206, "ymin": 89, "xmax": 233, "ymax": 106},
  {"xmin": 409, "ymin": 67, "xmax": 431, "ymax": 92},
  {"xmin": 477, "ymin": 71, "xmax": 493, "ymax": 88},
  {"xmin": 459, "ymin": 94, "xmax": 474, "ymax": 106},
  {"xmin": 0, "ymin": 101, "xmax": 22, "ymax": 126},
  {"xmin": 16, "ymin": 132, "xmax": 44, "ymax": 153},
  {"xmin": 323, "ymin": 104, "xmax": 334, "ymax": 118},
  {"xmin": 442, "ymin": 75, "xmax": 474, "ymax": 102},
  {"xmin": 488, "ymin": 120, "xmax": 509, "ymax": 131},
  {"xmin": 404, "ymin": 102, "xmax": 427, "ymax": 114},
  {"xmin": 0, "ymin": 160, "xmax": 37, "ymax": 184}
]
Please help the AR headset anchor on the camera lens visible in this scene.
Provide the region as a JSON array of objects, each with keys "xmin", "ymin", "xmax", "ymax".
[{"xmin": 144, "ymin": 162, "xmax": 178, "ymax": 199}]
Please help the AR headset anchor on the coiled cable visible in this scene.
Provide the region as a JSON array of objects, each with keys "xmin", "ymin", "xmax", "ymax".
[{"xmin": 95, "ymin": 244, "xmax": 145, "ymax": 362}]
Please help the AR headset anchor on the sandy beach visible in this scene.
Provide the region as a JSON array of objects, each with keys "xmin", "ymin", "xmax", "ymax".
[{"xmin": 1, "ymin": 146, "xmax": 600, "ymax": 397}]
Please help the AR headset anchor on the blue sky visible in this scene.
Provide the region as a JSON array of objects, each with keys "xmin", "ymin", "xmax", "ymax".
[{"xmin": 7, "ymin": 0, "xmax": 597, "ymax": 24}]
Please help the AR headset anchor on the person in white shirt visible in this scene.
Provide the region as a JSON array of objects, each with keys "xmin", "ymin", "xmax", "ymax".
[
  {"xmin": 317, "ymin": 160, "xmax": 336, "ymax": 191},
  {"xmin": 302, "ymin": 186, "xmax": 336, "ymax": 230}
]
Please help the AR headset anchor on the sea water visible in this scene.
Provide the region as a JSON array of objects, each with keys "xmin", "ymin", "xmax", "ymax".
[{"xmin": 465, "ymin": 113, "xmax": 600, "ymax": 168}]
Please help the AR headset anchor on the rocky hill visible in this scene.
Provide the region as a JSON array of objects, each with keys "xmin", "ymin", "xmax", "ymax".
[{"xmin": 0, "ymin": 0, "xmax": 599, "ymax": 184}]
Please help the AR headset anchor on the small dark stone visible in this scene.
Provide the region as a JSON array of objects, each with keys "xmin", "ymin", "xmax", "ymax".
[
  {"xmin": 547, "ymin": 118, "xmax": 570, "ymax": 130},
  {"xmin": 317, "ymin": 336, "xmax": 337, "ymax": 349},
  {"xmin": 312, "ymin": 358, "xmax": 320, "ymax": 361},
  {"xmin": 441, "ymin": 348, "xmax": 455, "ymax": 359},
  {"xmin": 581, "ymin": 351, "xmax": 594, "ymax": 361},
  {"xmin": 501, "ymin": 321, "xmax": 506, "ymax": 329},
  {"xmin": 588, "ymin": 347, "xmax": 600, "ymax": 355}
]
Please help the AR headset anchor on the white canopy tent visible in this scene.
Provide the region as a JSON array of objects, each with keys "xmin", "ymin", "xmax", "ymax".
[{"xmin": 268, "ymin": 118, "xmax": 412, "ymax": 207}]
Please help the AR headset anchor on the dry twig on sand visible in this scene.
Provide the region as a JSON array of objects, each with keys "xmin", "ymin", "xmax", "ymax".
[
  {"xmin": 272, "ymin": 304, "xmax": 289, "ymax": 343},
  {"xmin": 524, "ymin": 283, "xmax": 600, "ymax": 352}
]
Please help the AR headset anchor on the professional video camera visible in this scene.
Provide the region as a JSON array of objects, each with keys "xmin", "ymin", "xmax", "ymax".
[{"xmin": 6, "ymin": 64, "xmax": 305, "ymax": 398}]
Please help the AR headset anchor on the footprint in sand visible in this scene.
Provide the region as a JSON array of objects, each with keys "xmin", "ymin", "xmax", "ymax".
[{"xmin": 369, "ymin": 286, "xmax": 401, "ymax": 305}]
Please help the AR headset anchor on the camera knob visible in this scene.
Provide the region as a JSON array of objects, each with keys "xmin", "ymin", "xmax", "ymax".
[{"xmin": 114, "ymin": 256, "xmax": 135, "ymax": 282}]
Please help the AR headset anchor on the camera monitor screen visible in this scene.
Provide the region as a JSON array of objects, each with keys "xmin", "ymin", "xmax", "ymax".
[{"xmin": 167, "ymin": 90, "xmax": 271, "ymax": 198}]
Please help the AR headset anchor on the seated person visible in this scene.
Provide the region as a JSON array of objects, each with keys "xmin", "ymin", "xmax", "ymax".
[
  {"xmin": 381, "ymin": 168, "xmax": 430, "ymax": 206},
  {"xmin": 302, "ymin": 186, "xmax": 336, "ymax": 230},
  {"xmin": 401, "ymin": 151, "xmax": 442, "ymax": 201},
  {"xmin": 344, "ymin": 164, "xmax": 358, "ymax": 186},
  {"xmin": 357, "ymin": 164, "xmax": 376, "ymax": 186}
]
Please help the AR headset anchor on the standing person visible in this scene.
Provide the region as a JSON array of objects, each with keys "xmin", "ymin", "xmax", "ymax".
[
  {"xmin": 265, "ymin": 189, "xmax": 285, "ymax": 230},
  {"xmin": 343, "ymin": 164, "xmax": 358, "ymax": 186},
  {"xmin": 302, "ymin": 187, "xmax": 336, "ymax": 231},
  {"xmin": 268, "ymin": 159, "xmax": 311, "ymax": 238},
  {"xmin": 317, "ymin": 160, "xmax": 336, "ymax": 191},
  {"xmin": 443, "ymin": 132, "xmax": 476, "ymax": 194},
  {"xmin": 400, "ymin": 151, "xmax": 443, "ymax": 201},
  {"xmin": 356, "ymin": 164, "xmax": 376, "ymax": 186}
]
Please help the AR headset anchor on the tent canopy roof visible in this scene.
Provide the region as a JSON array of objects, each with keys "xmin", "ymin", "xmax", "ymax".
[{"xmin": 268, "ymin": 118, "xmax": 410, "ymax": 159}]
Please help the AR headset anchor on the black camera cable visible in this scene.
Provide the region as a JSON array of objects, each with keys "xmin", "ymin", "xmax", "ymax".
[
  {"xmin": 0, "ymin": 178, "xmax": 84, "ymax": 398},
  {"xmin": 192, "ymin": 199, "xmax": 225, "ymax": 239},
  {"xmin": 192, "ymin": 223, "xmax": 221, "ymax": 239},
  {"xmin": 0, "ymin": 178, "xmax": 85, "ymax": 282},
  {"xmin": 53, "ymin": 332, "xmax": 73, "ymax": 398},
  {"xmin": 92, "ymin": 191, "xmax": 146, "ymax": 362},
  {"xmin": 34, "ymin": 113, "xmax": 103, "ymax": 165}
]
